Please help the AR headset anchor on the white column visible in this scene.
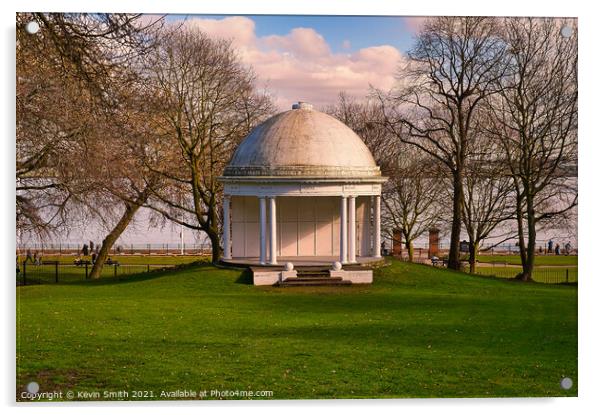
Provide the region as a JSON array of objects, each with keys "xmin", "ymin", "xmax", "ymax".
[
  {"xmin": 267, "ymin": 199, "xmax": 272, "ymax": 263},
  {"xmin": 340, "ymin": 196, "xmax": 348, "ymax": 264},
  {"xmin": 374, "ymin": 195, "xmax": 382, "ymax": 258},
  {"xmin": 348, "ymin": 196, "xmax": 356, "ymax": 263},
  {"xmin": 269, "ymin": 196, "xmax": 277, "ymax": 265},
  {"xmin": 222, "ymin": 195, "xmax": 231, "ymax": 259},
  {"xmin": 259, "ymin": 196, "xmax": 267, "ymax": 264}
]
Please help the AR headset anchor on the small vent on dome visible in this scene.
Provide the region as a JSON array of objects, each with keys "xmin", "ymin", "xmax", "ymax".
[{"xmin": 292, "ymin": 101, "xmax": 313, "ymax": 110}]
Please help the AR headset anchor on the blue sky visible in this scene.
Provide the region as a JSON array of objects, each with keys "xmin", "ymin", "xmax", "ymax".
[
  {"xmin": 167, "ymin": 14, "xmax": 419, "ymax": 53},
  {"xmin": 160, "ymin": 14, "xmax": 423, "ymax": 111}
]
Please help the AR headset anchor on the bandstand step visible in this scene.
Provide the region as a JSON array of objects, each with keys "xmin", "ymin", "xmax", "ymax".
[{"xmin": 278, "ymin": 277, "xmax": 352, "ymax": 287}]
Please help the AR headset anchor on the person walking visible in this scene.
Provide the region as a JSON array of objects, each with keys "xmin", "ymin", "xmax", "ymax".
[
  {"xmin": 547, "ymin": 239, "xmax": 554, "ymax": 254},
  {"xmin": 555, "ymin": 243, "xmax": 560, "ymax": 255},
  {"xmin": 82, "ymin": 243, "xmax": 89, "ymax": 257},
  {"xmin": 565, "ymin": 241, "xmax": 572, "ymax": 255},
  {"xmin": 25, "ymin": 248, "xmax": 33, "ymax": 264}
]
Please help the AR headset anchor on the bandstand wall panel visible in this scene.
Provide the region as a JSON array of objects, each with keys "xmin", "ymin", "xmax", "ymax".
[{"xmin": 230, "ymin": 195, "xmax": 371, "ymax": 258}]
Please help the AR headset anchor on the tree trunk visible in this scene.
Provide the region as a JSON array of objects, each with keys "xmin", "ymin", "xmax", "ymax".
[
  {"xmin": 89, "ymin": 201, "xmax": 143, "ymax": 279},
  {"xmin": 468, "ymin": 240, "xmax": 479, "ymax": 274},
  {"xmin": 448, "ymin": 169, "xmax": 464, "ymax": 270},
  {"xmin": 207, "ymin": 226, "xmax": 222, "ymax": 264},
  {"xmin": 405, "ymin": 240, "xmax": 414, "ymax": 262},
  {"xmin": 520, "ymin": 194, "xmax": 537, "ymax": 281}
]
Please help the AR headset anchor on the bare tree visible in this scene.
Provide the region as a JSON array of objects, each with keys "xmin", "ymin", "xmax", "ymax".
[
  {"xmin": 486, "ymin": 18, "xmax": 578, "ymax": 281},
  {"xmin": 144, "ymin": 27, "xmax": 274, "ymax": 263},
  {"xmin": 462, "ymin": 135, "xmax": 515, "ymax": 273},
  {"xmin": 16, "ymin": 13, "xmax": 163, "ymax": 238},
  {"xmin": 381, "ymin": 149, "xmax": 445, "ymax": 262},
  {"xmin": 377, "ymin": 17, "xmax": 507, "ymax": 270},
  {"xmin": 325, "ymin": 92, "xmax": 396, "ymax": 164},
  {"xmin": 85, "ymin": 83, "xmax": 166, "ymax": 279}
]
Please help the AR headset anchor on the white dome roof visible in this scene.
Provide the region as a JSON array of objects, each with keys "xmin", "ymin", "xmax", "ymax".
[{"xmin": 223, "ymin": 102, "xmax": 381, "ymax": 178}]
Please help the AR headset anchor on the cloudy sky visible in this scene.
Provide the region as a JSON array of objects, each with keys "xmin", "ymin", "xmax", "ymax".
[{"xmin": 168, "ymin": 14, "xmax": 424, "ymax": 110}]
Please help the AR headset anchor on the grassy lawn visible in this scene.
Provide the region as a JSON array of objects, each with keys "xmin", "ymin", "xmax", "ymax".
[
  {"xmin": 475, "ymin": 254, "xmax": 578, "ymax": 266},
  {"xmin": 16, "ymin": 259, "xmax": 577, "ymax": 400}
]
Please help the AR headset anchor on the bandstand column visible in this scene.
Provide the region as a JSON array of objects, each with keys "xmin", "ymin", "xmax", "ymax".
[
  {"xmin": 374, "ymin": 195, "xmax": 382, "ymax": 258},
  {"xmin": 340, "ymin": 196, "xmax": 348, "ymax": 264},
  {"xmin": 259, "ymin": 196, "xmax": 267, "ymax": 264},
  {"xmin": 222, "ymin": 195, "xmax": 231, "ymax": 260},
  {"xmin": 268, "ymin": 196, "xmax": 277, "ymax": 265},
  {"xmin": 348, "ymin": 196, "xmax": 357, "ymax": 263}
]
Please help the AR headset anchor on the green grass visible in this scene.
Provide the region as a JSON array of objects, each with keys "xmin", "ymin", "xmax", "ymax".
[
  {"xmin": 16, "ymin": 259, "xmax": 577, "ymax": 400},
  {"xmin": 475, "ymin": 255, "xmax": 578, "ymax": 266}
]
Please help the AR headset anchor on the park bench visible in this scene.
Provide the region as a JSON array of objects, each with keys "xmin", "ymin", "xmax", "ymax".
[{"xmin": 431, "ymin": 257, "xmax": 448, "ymax": 267}]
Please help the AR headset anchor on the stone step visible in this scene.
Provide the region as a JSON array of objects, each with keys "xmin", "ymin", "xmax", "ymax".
[
  {"xmin": 278, "ymin": 278, "xmax": 352, "ymax": 287},
  {"xmin": 295, "ymin": 272, "xmax": 331, "ymax": 278},
  {"xmin": 284, "ymin": 276, "xmax": 342, "ymax": 282}
]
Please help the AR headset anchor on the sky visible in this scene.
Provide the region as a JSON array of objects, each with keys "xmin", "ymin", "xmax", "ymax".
[{"xmin": 164, "ymin": 14, "xmax": 425, "ymax": 110}]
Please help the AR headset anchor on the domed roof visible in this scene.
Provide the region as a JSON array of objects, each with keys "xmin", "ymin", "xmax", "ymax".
[{"xmin": 223, "ymin": 102, "xmax": 382, "ymax": 179}]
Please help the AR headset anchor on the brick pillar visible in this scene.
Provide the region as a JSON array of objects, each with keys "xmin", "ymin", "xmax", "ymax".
[
  {"xmin": 392, "ymin": 229, "xmax": 402, "ymax": 257},
  {"xmin": 428, "ymin": 228, "xmax": 440, "ymax": 258}
]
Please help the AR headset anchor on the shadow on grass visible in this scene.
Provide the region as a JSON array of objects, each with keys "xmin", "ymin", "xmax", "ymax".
[
  {"xmin": 49, "ymin": 261, "xmax": 218, "ymax": 287},
  {"xmin": 235, "ymin": 269, "xmax": 253, "ymax": 285}
]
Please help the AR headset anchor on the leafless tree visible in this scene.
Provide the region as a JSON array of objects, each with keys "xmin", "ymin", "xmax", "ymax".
[
  {"xmin": 377, "ymin": 17, "xmax": 508, "ymax": 270},
  {"xmin": 144, "ymin": 27, "xmax": 274, "ymax": 263},
  {"xmin": 84, "ymin": 82, "xmax": 167, "ymax": 279},
  {"xmin": 486, "ymin": 18, "xmax": 578, "ymax": 281},
  {"xmin": 381, "ymin": 149, "xmax": 446, "ymax": 262},
  {"xmin": 461, "ymin": 135, "xmax": 515, "ymax": 273},
  {"xmin": 16, "ymin": 13, "xmax": 163, "ymax": 238},
  {"xmin": 17, "ymin": 13, "xmax": 169, "ymax": 278},
  {"xmin": 325, "ymin": 93, "xmax": 396, "ymax": 164}
]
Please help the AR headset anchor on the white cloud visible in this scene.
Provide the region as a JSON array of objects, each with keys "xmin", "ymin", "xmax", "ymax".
[
  {"xmin": 403, "ymin": 16, "xmax": 428, "ymax": 33},
  {"xmin": 181, "ymin": 16, "xmax": 404, "ymax": 110}
]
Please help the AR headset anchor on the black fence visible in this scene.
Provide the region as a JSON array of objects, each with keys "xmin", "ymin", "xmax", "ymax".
[
  {"xmin": 16, "ymin": 261, "xmax": 176, "ymax": 285},
  {"xmin": 16, "ymin": 243, "xmax": 211, "ymax": 256},
  {"xmin": 474, "ymin": 266, "xmax": 578, "ymax": 284}
]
